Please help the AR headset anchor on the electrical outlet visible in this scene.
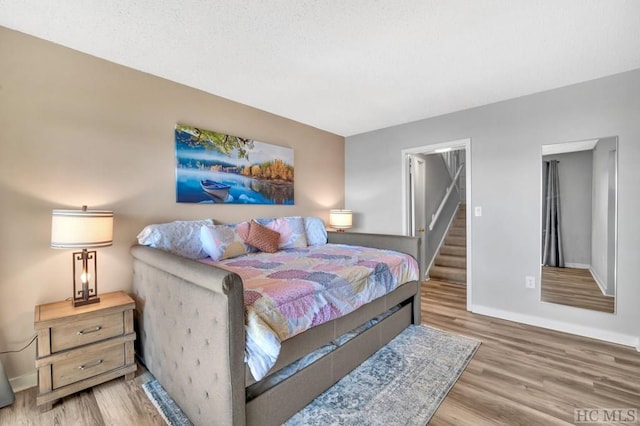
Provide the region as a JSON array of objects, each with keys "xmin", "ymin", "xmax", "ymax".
[{"xmin": 525, "ymin": 276, "xmax": 536, "ymax": 289}]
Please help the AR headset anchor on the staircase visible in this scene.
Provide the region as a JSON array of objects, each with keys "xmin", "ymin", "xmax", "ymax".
[{"xmin": 429, "ymin": 205, "xmax": 467, "ymax": 285}]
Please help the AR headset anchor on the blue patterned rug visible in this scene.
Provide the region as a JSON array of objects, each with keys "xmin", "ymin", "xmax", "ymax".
[
  {"xmin": 143, "ymin": 325, "xmax": 479, "ymax": 425},
  {"xmin": 142, "ymin": 379, "xmax": 193, "ymax": 426},
  {"xmin": 286, "ymin": 325, "xmax": 479, "ymax": 425}
]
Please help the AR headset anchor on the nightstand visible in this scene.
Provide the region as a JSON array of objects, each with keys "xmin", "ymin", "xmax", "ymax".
[{"xmin": 34, "ymin": 291, "xmax": 137, "ymax": 411}]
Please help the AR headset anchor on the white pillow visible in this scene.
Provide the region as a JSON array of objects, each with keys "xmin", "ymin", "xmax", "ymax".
[
  {"xmin": 136, "ymin": 219, "xmax": 213, "ymax": 259},
  {"xmin": 261, "ymin": 216, "xmax": 308, "ymax": 249},
  {"xmin": 304, "ymin": 217, "xmax": 328, "ymax": 246},
  {"xmin": 200, "ymin": 222, "xmax": 251, "ymax": 261}
]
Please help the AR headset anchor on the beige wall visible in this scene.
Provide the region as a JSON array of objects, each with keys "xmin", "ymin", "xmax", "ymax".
[{"xmin": 0, "ymin": 27, "xmax": 344, "ymax": 384}]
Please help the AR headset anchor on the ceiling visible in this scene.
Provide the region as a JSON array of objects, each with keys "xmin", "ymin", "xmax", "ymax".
[{"xmin": 2, "ymin": 1, "xmax": 640, "ymax": 136}]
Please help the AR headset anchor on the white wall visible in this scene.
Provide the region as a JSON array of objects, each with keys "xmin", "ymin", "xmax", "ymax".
[
  {"xmin": 346, "ymin": 69, "xmax": 640, "ymax": 346},
  {"xmin": 591, "ymin": 137, "xmax": 618, "ymax": 295}
]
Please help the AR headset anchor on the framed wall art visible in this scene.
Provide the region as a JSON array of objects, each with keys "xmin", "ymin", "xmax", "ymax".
[{"xmin": 175, "ymin": 124, "xmax": 294, "ymax": 204}]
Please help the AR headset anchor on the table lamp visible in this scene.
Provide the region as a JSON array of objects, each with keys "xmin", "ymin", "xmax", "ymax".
[
  {"xmin": 51, "ymin": 206, "xmax": 113, "ymax": 307},
  {"xmin": 329, "ymin": 209, "xmax": 353, "ymax": 232}
]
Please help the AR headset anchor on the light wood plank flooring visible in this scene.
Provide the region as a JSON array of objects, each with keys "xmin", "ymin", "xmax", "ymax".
[
  {"xmin": 0, "ymin": 366, "xmax": 165, "ymax": 425},
  {"xmin": 541, "ymin": 266, "xmax": 615, "ymax": 313},
  {"xmin": 426, "ymin": 280, "xmax": 639, "ymax": 425},
  {"xmin": 1, "ymin": 281, "xmax": 638, "ymax": 425}
]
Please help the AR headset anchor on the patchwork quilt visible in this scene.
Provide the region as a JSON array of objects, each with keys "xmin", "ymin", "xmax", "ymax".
[{"xmin": 200, "ymin": 243, "xmax": 419, "ymax": 381}]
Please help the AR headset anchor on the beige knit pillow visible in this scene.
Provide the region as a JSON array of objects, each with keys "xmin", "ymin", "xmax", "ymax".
[{"xmin": 245, "ymin": 220, "xmax": 280, "ymax": 253}]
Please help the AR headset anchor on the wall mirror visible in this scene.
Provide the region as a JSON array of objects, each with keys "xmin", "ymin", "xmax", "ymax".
[{"xmin": 540, "ymin": 136, "xmax": 617, "ymax": 313}]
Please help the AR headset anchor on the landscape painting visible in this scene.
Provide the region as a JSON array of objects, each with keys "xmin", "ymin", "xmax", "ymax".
[{"xmin": 175, "ymin": 124, "xmax": 294, "ymax": 204}]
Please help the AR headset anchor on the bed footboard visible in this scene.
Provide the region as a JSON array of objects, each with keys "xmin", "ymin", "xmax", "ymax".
[
  {"xmin": 131, "ymin": 245, "xmax": 246, "ymax": 426},
  {"xmin": 328, "ymin": 232, "xmax": 422, "ymax": 324}
]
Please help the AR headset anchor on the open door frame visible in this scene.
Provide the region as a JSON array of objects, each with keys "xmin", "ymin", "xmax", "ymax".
[
  {"xmin": 407, "ymin": 155, "xmax": 427, "ymax": 276},
  {"xmin": 401, "ymin": 138, "xmax": 472, "ymax": 311}
]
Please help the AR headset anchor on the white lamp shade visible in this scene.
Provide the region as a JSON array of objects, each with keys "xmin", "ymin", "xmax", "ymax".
[
  {"xmin": 329, "ymin": 209, "xmax": 353, "ymax": 229},
  {"xmin": 51, "ymin": 209, "xmax": 113, "ymax": 248}
]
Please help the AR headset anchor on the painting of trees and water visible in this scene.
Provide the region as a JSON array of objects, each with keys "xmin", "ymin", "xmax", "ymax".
[{"xmin": 175, "ymin": 124, "xmax": 294, "ymax": 204}]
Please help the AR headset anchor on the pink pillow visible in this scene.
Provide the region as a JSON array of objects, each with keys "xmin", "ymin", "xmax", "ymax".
[
  {"xmin": 264, "ymin": 217, "xmax": 308, "ymax": 249},
  {"xmin": 245, "ymin": 221, "xmax": 280, "ymax": 253}
]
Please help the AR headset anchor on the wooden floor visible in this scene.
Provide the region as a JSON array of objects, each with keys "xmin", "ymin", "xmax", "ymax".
[
  {"xmin": 0, "ymin": 366, "xmax": 165, "ymax": 425},
  {"xmin": 541, "ymin": 266, "xmax": 615, "ymax": 313},
  {"xmin": 2, "ymin": 281, "xmax": 638, "ymax": 425},
  {"xmin": 426, "ymin": 280, "xmax": 639, "ymax": 425}
]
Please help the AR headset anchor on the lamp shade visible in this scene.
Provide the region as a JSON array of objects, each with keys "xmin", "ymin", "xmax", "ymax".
[
  {"xmin": 329, "ymin": 209, "xmax": 353, "ymax": 230},
  {"xmin": 51, "ymin": 209, "xmax": 113, "ymax": 248}
]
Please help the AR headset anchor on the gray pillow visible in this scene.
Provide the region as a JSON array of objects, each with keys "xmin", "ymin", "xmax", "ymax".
[
  {"xmin": 137, "ymin": 219, "xmax": 213, "ymax": 259},
  {"xmin": 304, "ymin": 217, "xmax": 328, "ymax": 246}
]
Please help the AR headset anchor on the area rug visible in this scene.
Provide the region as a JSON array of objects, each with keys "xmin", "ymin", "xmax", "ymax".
[
  {"xmin": 142, "ymin": 379, "xmax": 193, "ymax": 426},
  {"xmin": 143, "ymin": 325, "xmax": 480, "ymax": 426}
]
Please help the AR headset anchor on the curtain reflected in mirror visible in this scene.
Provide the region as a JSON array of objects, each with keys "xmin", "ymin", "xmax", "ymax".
[{"xmin": 540, "ymin": 137, "xmax": 617, "ymax": 313}]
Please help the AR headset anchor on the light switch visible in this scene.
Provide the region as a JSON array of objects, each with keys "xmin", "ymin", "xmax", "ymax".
[{"xmin": 474, "ymin": 206, "xmax": 482, "ymax": 217}]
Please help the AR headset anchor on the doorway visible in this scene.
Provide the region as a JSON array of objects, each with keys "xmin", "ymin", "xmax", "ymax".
[{"xmin": 401, "ymin": 138, "xmax": 472, "ymax": 310}]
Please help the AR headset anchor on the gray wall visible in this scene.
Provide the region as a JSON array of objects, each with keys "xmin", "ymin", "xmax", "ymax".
[
  {"xmin": 543, "ymin": 150, "xmax": 593, "ymax": 266},
  {"xmin": 345, "ymin": 69, "xmax": 640, "ymax": 342}
]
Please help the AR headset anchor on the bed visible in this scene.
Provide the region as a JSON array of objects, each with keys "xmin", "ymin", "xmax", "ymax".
[{"xmin": 131, "ymin": 219, "xmax": 421, "ymax": 425}]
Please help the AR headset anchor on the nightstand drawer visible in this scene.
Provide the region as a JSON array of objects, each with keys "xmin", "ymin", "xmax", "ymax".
[
  {"xmin": 51, "ymin": 312, "xmax": 124, "ymax": 353},
  {"xmin": 35, "ymin": 291, "xmax": 136, "ymax": 410},
  {"xmin": 52, "ymin": 344, "xmax": 125, "ymax": 389}
]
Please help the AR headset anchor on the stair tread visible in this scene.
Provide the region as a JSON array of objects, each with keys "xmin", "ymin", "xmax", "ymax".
[
  {"xmin": 444, "ymin": 236, "xmax": 466, "ymax": 247},
  {"xmin": 437, "ymin": 253, "xmax": 464, "ymax": 258},
  {"xmin": 436, "ymin": 254, "xmax": 467, "ymax": 262},
  {"xmin": 430, "ymin": 265, "xmax": 466, "ymax": 273},
  {"xmin": 440, "ymin": 246, "xmax": 466, "ymax": 256},
  {"xmin": 429, "ymin": 265, "xmax": 466, "ymax": 284},
  {"xmin": 429, "ymin": 203, "xmax": 467, "ymax": 284},
  {"xmin": 435, "ymin": 255, "xmax": 467, "ymax": 268}
]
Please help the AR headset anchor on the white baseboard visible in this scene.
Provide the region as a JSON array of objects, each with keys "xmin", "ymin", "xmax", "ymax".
[
  {"xmin": 9, "ymin": 372, "xmax": 36, "ymax": 392},
  {"xmin": 588, "ymin": 267, "xmax": 613, "ymax": 297},
  {"xmin": 470, "ymin": 304, "xmax": 638, "ymax": 348},
  {"xmin": 564, "ymin": 262, "xmax": 590, "ymax": 269}
]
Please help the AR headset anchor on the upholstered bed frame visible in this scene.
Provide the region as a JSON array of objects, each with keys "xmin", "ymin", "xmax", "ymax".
[{"xmin": 131, "ymin": 232, "xmax": 421, "ymax": 426}]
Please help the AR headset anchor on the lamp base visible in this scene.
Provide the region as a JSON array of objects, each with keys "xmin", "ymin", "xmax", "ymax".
[
  {"xmin": 72, "ymin": 249, "xmax": 100, "ymax": 308},
  {"xmin": 73, "ymin": 296, "xmax": 100, "ymax": 307}
]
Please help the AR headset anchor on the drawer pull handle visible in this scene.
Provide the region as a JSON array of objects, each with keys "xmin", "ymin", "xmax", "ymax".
[
  {"xmin": 78, "ymin": 359, "xmax": 103, "ymax": 370},
  {"xmin": 77, "ymin": 326, "xmax": 102, "ymax": 336}
]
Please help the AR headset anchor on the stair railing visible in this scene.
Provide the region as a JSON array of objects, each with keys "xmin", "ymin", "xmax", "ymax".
[
  {"xmin": 428, "ymin": 162, "xmax": 464, "ymax": 231},
  {"xmin": 442, "ymin": 150, "xmax": 463, "ymax": 180}
]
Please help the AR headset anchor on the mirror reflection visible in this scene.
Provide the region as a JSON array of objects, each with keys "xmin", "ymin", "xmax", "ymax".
[{"xmin": 540, "ymin": 137, "xmax": 617, "ymax": 313}]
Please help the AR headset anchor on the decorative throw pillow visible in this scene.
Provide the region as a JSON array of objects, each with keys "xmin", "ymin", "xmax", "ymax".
[
  {"xmin": 304, "ymin": 217, "xmax": 328, "ymax": 246},
  {"xmin": 200, "ymin": 222, "xmax": 251, "ymax": 261},
  {"xmin": 136, "ymin": 219, "xmax": 213, "ymax": 259},
  {"xmin": 245, "ymin": 221, "xmax": 280, "ymax": 253},
  {"xmin": 256, "ymin": 216, "xmax": 308, "ymax": 249}
]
